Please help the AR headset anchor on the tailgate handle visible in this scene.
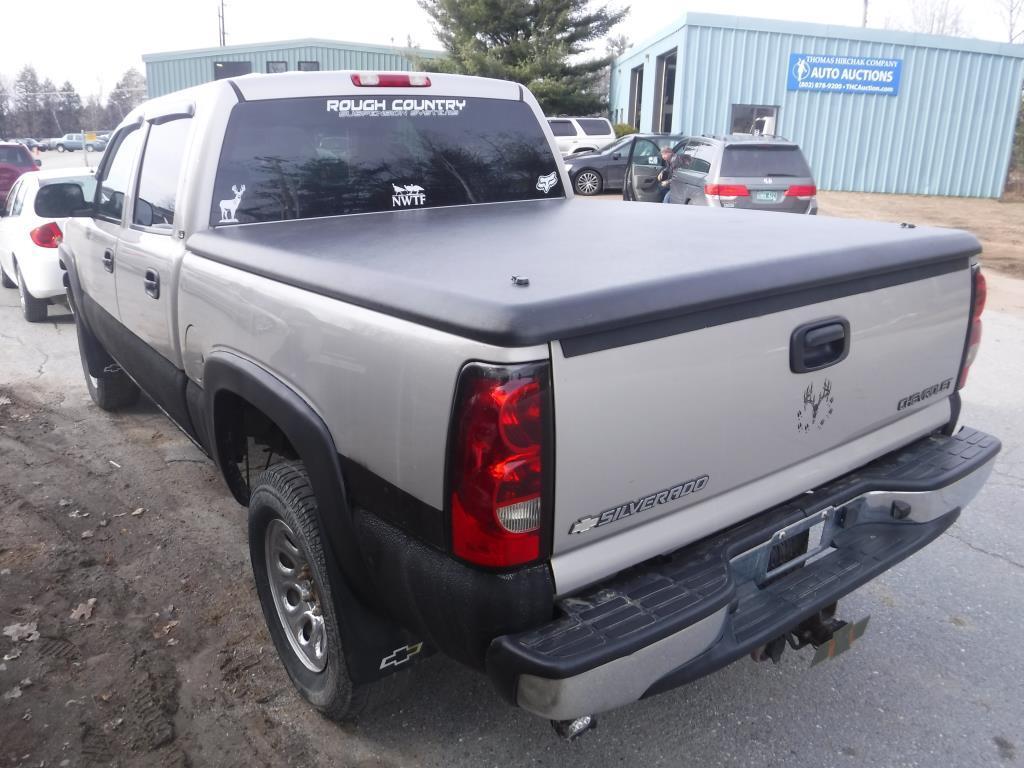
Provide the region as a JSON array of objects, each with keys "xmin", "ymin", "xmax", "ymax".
[{"xmin": 791, "ymin": 317, "xmax": 850, "ymax": 373}]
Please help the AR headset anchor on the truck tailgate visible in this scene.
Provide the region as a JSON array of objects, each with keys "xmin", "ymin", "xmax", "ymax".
[{"xmin": 550, "ymin": 265, "xmax": 972, "ymax": 594}]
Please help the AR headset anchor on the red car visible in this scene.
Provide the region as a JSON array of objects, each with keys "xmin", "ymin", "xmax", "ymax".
[{"xmin": 0, "ymin": 142, "xmax": 40, "ymax": 202}]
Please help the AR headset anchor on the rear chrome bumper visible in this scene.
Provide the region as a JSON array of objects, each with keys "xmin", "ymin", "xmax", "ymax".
[{"xmin": 486, "ymin": 427, "xmax": 999, "ymax": 720}]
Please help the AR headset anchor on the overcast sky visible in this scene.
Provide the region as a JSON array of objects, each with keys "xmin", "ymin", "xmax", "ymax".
[{"xmin": 0, "ymin": 0, "xmax": 1015, "ymax": 97}]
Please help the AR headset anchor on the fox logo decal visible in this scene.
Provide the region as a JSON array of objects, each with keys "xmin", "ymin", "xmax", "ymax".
[{"xmin": 535, "ymin": 172, "xmax": 558, "ymax": 194}]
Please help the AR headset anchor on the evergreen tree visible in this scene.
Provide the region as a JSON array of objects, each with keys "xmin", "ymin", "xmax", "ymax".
[
  {"xmin": 13, "ymin": 65, "xmax": 43, "ymax": 137},
  {"xmin": 57, "ymin": 81, "xmax": 83, "ymax": 134},
  {"xmin": 419, "ymin": 0, "xmax": 628, "ymax": 115},
  {"xmin": 0, "ymin": 80, "xmax": 12, "ymax": 139},
  {"xmin": 38, "ymin": 78, "xmax": 61, "ymax": 137}
]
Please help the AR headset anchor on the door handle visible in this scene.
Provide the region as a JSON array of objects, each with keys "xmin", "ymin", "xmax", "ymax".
[
  {"xmin": 102, "ymin": 249, "xmax": 114, "ymax": 273},
  {"xmin": 144, "ymin": 268, "xmax": 160, "ymax": 299},
  {"xmin": 790, "ymin": 317, "xmax": 850, "ymax": 373}
]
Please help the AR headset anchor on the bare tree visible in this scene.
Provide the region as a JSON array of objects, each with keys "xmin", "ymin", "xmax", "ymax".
[
  {"xmin": 909, "ymin": 0, "xmax": 970, "ymax": 36},
  {"xmin": 995, "ymin": 0, "xmax": 1024, "ymax": 42}
]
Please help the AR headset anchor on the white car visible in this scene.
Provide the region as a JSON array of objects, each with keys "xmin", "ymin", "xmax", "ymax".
[
  {"xmin": 0, "ymin": 168, "xmax": 95, "ymax": 321},
  {"xmin": 546, "ymin": 117, "xmax": 616, "ymax": 155}
]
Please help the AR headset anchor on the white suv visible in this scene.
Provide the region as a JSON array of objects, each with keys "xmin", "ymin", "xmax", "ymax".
[{"xmin": 546, "ymin": 117, "xmax": 616, "ymax": 155}]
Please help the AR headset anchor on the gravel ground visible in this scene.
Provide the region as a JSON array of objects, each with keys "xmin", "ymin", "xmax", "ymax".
[{"xmin": 1, "ymin": 267, "xmax": 1022, "ymax": 767}]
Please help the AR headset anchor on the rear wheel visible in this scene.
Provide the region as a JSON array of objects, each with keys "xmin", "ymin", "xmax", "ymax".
[
  {"xmin": 573, "ymin": 170, "xmax": 603, "ymax": 196},
  {"xmin": 249, "ymin": 463, "xmax": 365, "ymax": 721},
  {"xmin": 56, "ymin": 144, "xmax": 66, "ymax": 153},
  {"xmin": 85, "ymin": 144, "xmax": 95, "ymax": 153},
  {"xmin": 15, "ymin": 262, "xmax": 48, "ymax": 322}
]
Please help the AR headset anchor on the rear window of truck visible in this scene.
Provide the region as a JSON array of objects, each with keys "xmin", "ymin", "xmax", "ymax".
[
  {"xmin": 720, "ymin": 145, "xmax": 812, "ymax": 178},
  {"xmin": 211, "ymin": 95, "xmax": 564, "ymax": 225}
]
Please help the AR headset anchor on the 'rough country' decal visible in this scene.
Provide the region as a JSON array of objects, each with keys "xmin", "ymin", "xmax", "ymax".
[
  {"xmin": 568, "ymin": 475, "xmax": 711, "ymax": 535},
  {"xmin": 326, "ymin": 98, "xmax": 466, "ymax": 118}
]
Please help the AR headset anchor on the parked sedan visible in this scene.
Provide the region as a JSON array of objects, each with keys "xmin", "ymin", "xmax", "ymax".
[
  {"xmin": 0, "ymin": 168, "xmax": 96, "ymax": 321},
  {"xmin": 15, "ymin": 138, "xmax": 45, "ymax": 152},
  {"xmin": 564, "ymin": 133, "xmax": 687, "ymax": 196}
]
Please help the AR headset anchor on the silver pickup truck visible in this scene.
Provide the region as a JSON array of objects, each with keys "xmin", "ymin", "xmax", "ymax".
[{"xmin": 53, "ymin": 70, "xmax": 998, "ymax": 735}]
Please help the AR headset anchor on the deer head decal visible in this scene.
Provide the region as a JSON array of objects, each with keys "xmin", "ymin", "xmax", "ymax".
[{"xmin": 800, "ymin": 379, "xmax": 833, "ymax": 429}]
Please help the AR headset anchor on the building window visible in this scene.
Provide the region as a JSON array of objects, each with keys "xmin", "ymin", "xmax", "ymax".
[
  {"xmin": 297, "ymin": 61, "xmax": 320, "ymax": 72},
  {"xmin": 214, "ymin": 61, "xmax": 252, "ymax": 79},
  {"xmin": 628, "ymin": 65, "xmax": 644, "ymax": 131},
  {"xmin": 730, "ymin": 104, "xmax": 779, "ymax": 136},
  {"xmin": 653, "ymin": 50, "xmax": 677, "ymax": 133},
  {"xmin": 266, "ymin": 61, "xmax": 287, "ymax": 74}
]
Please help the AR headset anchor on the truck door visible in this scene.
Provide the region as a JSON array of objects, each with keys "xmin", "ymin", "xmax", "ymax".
[
  {"xmin": 627, "ymin": 138, "xmax": 667, "ymax": 202},
  {"xmin": 75, "ymin": 125, "xmax": 145, "ymax": 321},
  {"xmin": 114, "ymin": 117, "xmax": 192, "ymax": 367}
]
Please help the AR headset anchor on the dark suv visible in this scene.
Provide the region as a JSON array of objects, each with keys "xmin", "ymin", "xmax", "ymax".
[{"xmin": 665, "ymin": 135, "xmax": 817, "ymax": 214}]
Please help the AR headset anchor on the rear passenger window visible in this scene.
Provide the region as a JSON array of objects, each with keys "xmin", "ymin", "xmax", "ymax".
[
  {"xmin": 134, "ymin": 119, "xmax": 192, "ymax": 229},
  {"xmin": 96, "ymin": 128, "xmax": 144, "ymax": 222},
  {"xmin": 548, "ymin": 120, "xmax": 577, "ymax": 137},
  {"xmin": 576, "ymin": 118, "xmax": 611, "ymax": 136}
]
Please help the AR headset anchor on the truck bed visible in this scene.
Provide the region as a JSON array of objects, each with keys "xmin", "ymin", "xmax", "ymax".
[{"xmin": 185, "ymin": 200, "xmax": 979, "ymax": 351}]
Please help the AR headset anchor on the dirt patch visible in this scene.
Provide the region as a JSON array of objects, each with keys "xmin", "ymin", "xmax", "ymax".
[
  {"xmin": 818, "ymin": 192, "xmax": 1024, "ymax": 279},
  {"xmin": 0, "ymin": 389, "xmax": 317, "ymax": 767}
]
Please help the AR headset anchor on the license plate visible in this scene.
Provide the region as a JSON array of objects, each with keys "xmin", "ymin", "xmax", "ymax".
[
  {"xmin": 754, "ymin": 190, "xmax": 778, "ymax": 202},
  {"xmin": 810, "ymin": 616, "xmax": 870, "ymax": 667}
]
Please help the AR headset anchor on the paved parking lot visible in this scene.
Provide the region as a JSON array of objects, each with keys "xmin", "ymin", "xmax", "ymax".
[{"xmin": 1, "ymin": 235, "xmax": 1023, "ymax": 767}]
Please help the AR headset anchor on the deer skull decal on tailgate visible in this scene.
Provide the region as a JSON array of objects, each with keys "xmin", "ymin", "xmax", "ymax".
[{"xmin": 797, "ymin": 379, "xmax": 835, "ymax": 433}]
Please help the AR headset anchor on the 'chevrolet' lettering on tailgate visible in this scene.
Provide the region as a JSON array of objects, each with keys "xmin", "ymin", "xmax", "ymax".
[{"xmin": 569, "ymin": 475, "xmax": 711, "ymax": 535}]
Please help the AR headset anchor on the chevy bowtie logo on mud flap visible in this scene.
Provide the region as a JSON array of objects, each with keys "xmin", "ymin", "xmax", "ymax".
[
  {"xmin": 569, "ymin": 474, "xmax": 711, "ymax": 535},
  {"xmin": 379, "ymin": 642, "xmax": 424, "ymax": 670},
  {"xmin": 797, "ymin": 379, "xmax": 835, "ymax": 433}
]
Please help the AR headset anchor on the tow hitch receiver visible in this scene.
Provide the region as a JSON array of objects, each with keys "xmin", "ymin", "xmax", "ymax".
[
  {"xmin": 751, "ymin": 605, "xmax": 870, "ymax": 666},
  {"xmin": 809, "ymin": 615, "xmax": 870, "ymax": 667}
]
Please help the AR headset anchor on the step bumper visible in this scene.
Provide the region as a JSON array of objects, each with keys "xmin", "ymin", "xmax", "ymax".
[{"xmin": 486, "ymin": 427, "xmax": 1000, "ymax": 720}]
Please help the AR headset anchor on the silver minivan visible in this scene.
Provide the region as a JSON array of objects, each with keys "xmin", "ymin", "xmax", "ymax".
[{"xmin": 667, "ymin": 135, "xmax": 818, "ymax": 214}]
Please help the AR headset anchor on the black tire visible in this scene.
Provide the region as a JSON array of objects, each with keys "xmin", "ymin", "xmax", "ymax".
[
  {"xmin": 15, "ymin": 262, "xmax": 48, "ymax": 322},
  {"xmin": 249, "ymin": 462, "xmax": 365, "ymax": 721},
  {"xmin": 1, "ymin": 263, "xmax": 15, "ymax": 288},
  {"xmin": 573, "ymin": 169, "xmax": 603, "ymax": 196},
  {"xmin": 82, "ymin": 360, "xmax": 140, "ymax": 410},
  {"xmin": 56, "ymin": 144, "xmax": 65, "ymax": 153},
  {"xmin": 85, "ymin": 144, "xmax": 95, "ymax": 153}
]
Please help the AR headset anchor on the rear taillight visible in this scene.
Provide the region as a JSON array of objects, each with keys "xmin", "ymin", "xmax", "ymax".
[
  {"xmin": 448, "ymin": 361, "xmax": 550, "ymax": 568},
  {"xmin": 704, "ymin": 184, "xmax": 749, "ymax": 199},
  {"xmin": 351, "ymin": 73, "xmax": 431, "ymax": 87},
  {"xmin": 30, "ymin": 221, "xmax": 62, "ymax": 248},
  {"xmin": 957, "ymin": 267, "xmax": 986, "ymax": 389},
  {"xmin": 785, "ymin": 184, "xmax": 817, "ymax": 198}
]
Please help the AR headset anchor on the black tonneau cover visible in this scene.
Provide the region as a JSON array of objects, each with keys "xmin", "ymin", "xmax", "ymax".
[{"xmin": 185, "ymin": 199, "xmax": 978, "ymax": 352}]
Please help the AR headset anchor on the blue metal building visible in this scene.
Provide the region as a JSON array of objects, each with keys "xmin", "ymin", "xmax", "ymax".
[
  {"xmin": 143, "ymin": 38, "xmax": 445, "ymax": 100},
  {"xmin": 609, "ymin": 14, "xmax": 1024, "ymax": 197}
]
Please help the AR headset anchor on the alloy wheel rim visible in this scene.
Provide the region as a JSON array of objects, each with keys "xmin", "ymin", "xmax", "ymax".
[
  {"xmin": 264, "ymin": 518, "xmax": 328, "ymax": 672},
  {"xmin": 576, "ymin": 172, "xmax": 600, "ymax": 195}
]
